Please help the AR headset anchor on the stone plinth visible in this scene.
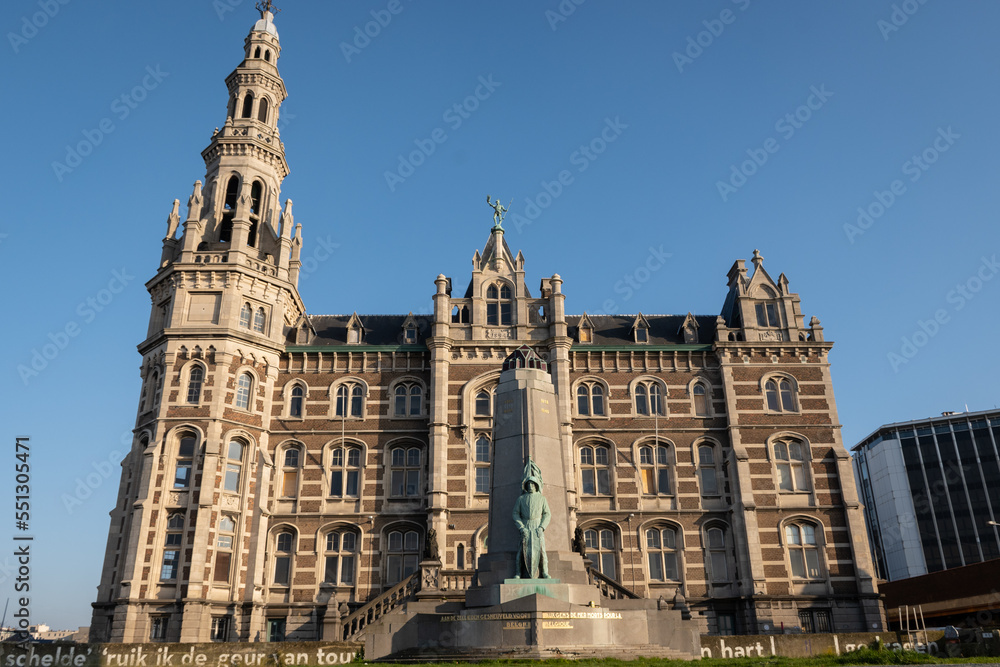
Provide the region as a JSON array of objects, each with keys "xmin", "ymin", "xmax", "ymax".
[{"xmin": 365, "ymin": 595, "xmax": 701, "ymax": 660}]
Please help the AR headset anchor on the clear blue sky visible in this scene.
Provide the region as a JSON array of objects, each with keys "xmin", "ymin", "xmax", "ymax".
[{"xmin": 1, "ymin": 1, "xmax": 997, "ymax": 630}]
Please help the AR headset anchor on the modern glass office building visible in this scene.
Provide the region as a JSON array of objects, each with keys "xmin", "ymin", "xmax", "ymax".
[{"xmin": 853, "ymin": 409, "xmax": 1000, "ymax": 582}]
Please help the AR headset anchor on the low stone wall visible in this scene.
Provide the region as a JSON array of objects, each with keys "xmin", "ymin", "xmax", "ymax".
[
  {"xmin": 0, "ymin": 642, "xmax": 361, "ymax": 667},
  {"xmin": 700, "ymin": 631, "xmax": 945, "ymax": 658}
]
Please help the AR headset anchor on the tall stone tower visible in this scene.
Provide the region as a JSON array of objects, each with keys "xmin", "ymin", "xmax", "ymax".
[{"xmin": 91, "ymin": 7, "xmax": 308, "ymax": 643}]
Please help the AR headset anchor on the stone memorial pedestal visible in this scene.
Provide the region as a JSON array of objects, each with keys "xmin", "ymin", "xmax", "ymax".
[{"xmin": 363, "ymin": 347, "xmax": 701, "ymax": 660}]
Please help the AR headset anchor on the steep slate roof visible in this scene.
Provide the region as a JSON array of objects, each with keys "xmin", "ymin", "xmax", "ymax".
[
  {"xmin": 295, "ymin": 313, "xmax": 717, "ymax": 347},
  {"xmin": 302, "ymin": 314, "xmax": 433, "ymax": 346},
  {"xmin": 568, "ymin": 314, "xmax": 717, "ymax": 346}
]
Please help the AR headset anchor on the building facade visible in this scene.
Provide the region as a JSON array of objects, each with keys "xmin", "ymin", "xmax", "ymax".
[
  {"xmin": 853, "ymin": 409, "xmax": 1000, "ymax": 583},
  {"xmin": 91, "ymin": 8, "xmax": 882, "ymax": 643}
]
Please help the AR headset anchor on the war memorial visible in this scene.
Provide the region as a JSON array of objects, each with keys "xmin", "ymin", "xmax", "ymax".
[{"xmin": 363, "ymin": 347, "xmax": 701, "ymax": 659}]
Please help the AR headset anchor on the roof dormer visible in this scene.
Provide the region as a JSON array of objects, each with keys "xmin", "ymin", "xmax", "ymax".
[
  {"xmin": 631, "ymin": 313, "xmax": 651, "ymax": 343},
  {"xmin": 346, "ymin": 312, "xmax": 364, "ymax": 344}
]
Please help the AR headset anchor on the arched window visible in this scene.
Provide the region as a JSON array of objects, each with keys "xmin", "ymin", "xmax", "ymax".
[
  {"xmin": 389, "ymin": 446, "xmax": 422, "ymax": 498},
  {"xmin": 186, "ymin": 366, "xmax": 204, "ymax": 404},
  {"xmin": 324, "ymin": 529, "xmax": 358, "ymax": 585},
  {"xmin": 475, "ymin": 390, "xmax": 492, "ymax": 417},
  {"xmin": 646, "ymin": 526, "xmax": 680, "ymax": 581},
  {"xmin": 264, "ymin": 49, "xmax": 271, "ymax": 61},
  {"xmin": 634, "ymin": 380, "xmax": 664, "ymax": 416},
  {"xmin": 174, "ymin": 434, "xmax": 196, "ymax": 488},
  {"xmin": 254, "ymin": 46, "xmax": 261, "ymax": 58},
  {"xmin": 252, "ymin": 307, "xmax": 266, "ymax": 333},
  {"xmin": 161, "ymin": 513, "xmax": 184, "ymax": 580},
  {"xmin": 774, "ymin": 439, "xmax": 809, "ymax": 492},
  {"xmin": 584, "ymin": 527, "xmax": 617, "ymax": 579},
  {"xmin": 457, "ymin": 543, "xmax": 466, "ymax": 569},
  {"xmin": 485, "ymin": 284, "xmax": 512, "ymax": 326},
  {"xmin": 393, "ymin": 382, "xmax": 422, "ymax": 417},
  {"xmin": 289, "ymin": 385, "xmax": 304, "ymax": 418},
  {"xmin": 785, "ymin": 523, "xmax": 823, "ymax": 580},
  {"xmin": 151, "ymin": 369, "xmax": 163, "ymax": 409},
  {"xmin": 706, "ymin": 525, "xmax": 729, "ymax": 582},
  {"xmin": 273, "ymin": 531, "xmax": 294, "ymax": 585},
  {"xmin": 386, "ymin": 529, "xmax": 420, "ymax": 585},
  {"xmin": 239, "ymin": 303, "xmax": 252, "ymax": 329},
  {"xmin": 579, "ymin": 445, "xmax": 611, "ymax": 496},
  {"xmin": 576, "ymin": 381, "xmax": 606, "ymax": 416},
  {"xmin": 235, "ymin": 373, "xmax": 253, "ymax": 410},
  {"xmin": 214, "ymin": 515, "xmax": 236, "ymax": 583},
  {"xmin": 257, "ymin": 97, "xmax": 269, "ymax": 123},
  {"xmin": 764, "ymin": 377, "xmax": 797, "ymax": 412},
  {"xmin": 220, "ymin": 176, "xmax": 239, "ymax": 243},
  {"xmin": 224, "ymin": 440, "xmax": 245, "ymax": 492},
  {"xmin": 639, "ymin": 443, "xmax": 671, "ymax": 495},
  {"xmin": 475, "ymin": 435, "xmax": 491, "ymax": 494},
  {"xmin": 335, "ymin": 382, "xmax": 365, "ymax": 418},
  {"xmin": 240, "ymin": 93, "xmax": 254, "ymax": 119},
  {"xmin": 693, "ymin": 383, "xmax": 710, "ymax": 416},
  {"xmin": 329, "ymin": 446, "xmax": 361, "ymax": 498},
  {"xmin": 279, "ymin": 447, "xmax": 300, "ymax": 498},
  {"xmin": 698, "ymin": 444, "xmax": 721, "ymax": 496}
]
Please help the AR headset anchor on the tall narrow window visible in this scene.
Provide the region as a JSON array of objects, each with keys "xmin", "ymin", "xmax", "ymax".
[
  {"xmin": 152, "ymin": 370, "xmax": 163, "ymax": 408},
  {"xmin": 698, "ymin": 444, "xmax": 720, "ymax": 496},
  {"xmin": 257, "ymin": 97, "xmax": 269, "ymax": 123},
  {"xmin": 161, "ymin": 514, "xmax": 183, "ymax": 580},
  {"xmin": 774, "ymin": 440, "xmax": 808, "ymax": 492},
  {"xmin": 706, "ymin": 526, "xmax": 729, "ymax": 582},
  {"xmin": 329, "ymin": 447, "xmax": 361, "ymax": 498},
  {"xmin": 786, "ymin": 523, "xmax": 822, "ymax": 579},
  {"xmin": 457, "ymin": 543, "xmax": 466, "ymax": 569},
  {"xmin": 386, "ymin": 529, "xmax": 420, "ymax": 585},
  {"xmin": 224, "ymin": 441, "xmax": 244, "ymax": 493},
  {"xmin": 693, "ymin": 383, "xmax": 709, "ymax": 416},
  {"xmin": 235, "ymin": 373, "xmax": 252, "ymax": 410},
  {"xmin": 580, "ymin": 445, "xmax": 611, "ymax": 496},
  {"xmin": 174, "ymin": 435, "xmax": 196, "ymax": 488},
  {"xmin": 214, "ymin": 515, "xmax": 236, "ymax": 583},
  {"xmin": 280, "ymin": 448, "xmax": 300, "ymax": 497},
  {"xmin": 289, "ymin": 385, "xmax": 304, "ymax": 418},
  {"xmin": 324, "ymin": 530, "xmax": 357, "ymax": 585},
  {"xmin": 486, "ymin": 284, "xmax": 512, "ymax": 325},
  {"xmin": 635, "ymin": 385, "xmax": 648, "ymax": 416},
  {"xmin": 253, "ymin": 307, "xmax": 266, "ymax": 333},
  {"xmin": 219, "ymin": 176, "xmax": 239, "ymax": 243},
  {"xmin": 390, "ymin": 447, "xmax": 422, "ymax": 497},
  {"xmin": 584, "ymin": 528, "xmax": 617, "ymax": 579},
  {"xmin": 239, "ymin": 303, "xmax": 252, "ymax": 329},
  {"xmin": 273, "ymin": 532, "xmax": 293, "ymax": 585},
  {"xmin": 241, "ymin": 93, "xmax": 254, "ymax": 119},
  {"xmin": 475, "ymin": 390, "xmax": 491, "ymax": 416},
  {"xmin": 475, "ymin": 435, "xmax": 491, "ymax": 494},
  {"xmin": 646, "ymin": 527, "xmax": 679, "ymax": 581},
  {"xmin": 187, "ymin": 366, "xmax": 203, "ymax": 404},
  {"xmin": 639, "ymin": 444, "xmax": 671, "ymax": 495}
]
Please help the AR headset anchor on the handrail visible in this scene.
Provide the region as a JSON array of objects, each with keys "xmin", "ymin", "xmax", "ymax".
[
  {"xmin": 341, "ymin": 572, "xmax": 419, "ymax": 641},
  {"xmin": 587, "ymin": 565, "xmax": 641, "ymax": 599}
]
